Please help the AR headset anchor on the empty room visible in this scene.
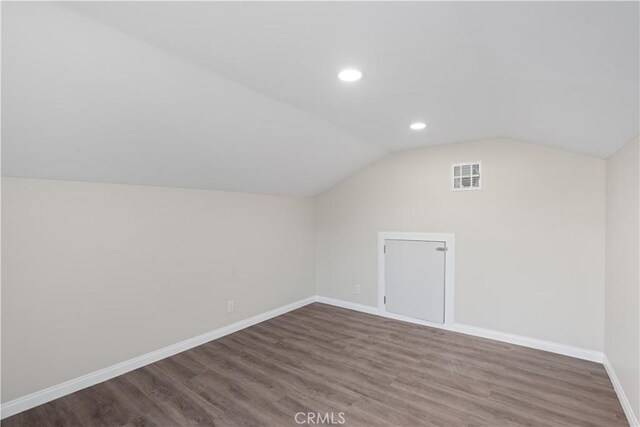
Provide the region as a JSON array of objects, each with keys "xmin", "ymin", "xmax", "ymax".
[{"xmin": 1, "ymin": 1, "xmax": 639, "ymax": 426}]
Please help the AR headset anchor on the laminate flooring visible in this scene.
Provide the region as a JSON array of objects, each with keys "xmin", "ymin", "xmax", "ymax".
[{"xmin": 2, "ymin": 303, "xmax": 628, "ymax": 426}]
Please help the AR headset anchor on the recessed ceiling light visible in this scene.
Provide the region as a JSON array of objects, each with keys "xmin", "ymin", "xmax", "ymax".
[
  {"xmin": 338, "ymin": 69, "xmax": 363, "ymax": 82},
  {"xmin": 410, "ymin": 122, "xmax": 427, "ymax": 130}
]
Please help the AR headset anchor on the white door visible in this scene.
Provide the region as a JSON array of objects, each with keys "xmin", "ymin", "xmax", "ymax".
[{"xmin": 384, "ymin": 239, "xmax": 446, "ymax": 323}]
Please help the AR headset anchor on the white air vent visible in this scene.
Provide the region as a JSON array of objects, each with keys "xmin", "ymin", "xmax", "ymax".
[{"xmin": 452, "ymin": 162, "xmax": 481, "ymax": 191}]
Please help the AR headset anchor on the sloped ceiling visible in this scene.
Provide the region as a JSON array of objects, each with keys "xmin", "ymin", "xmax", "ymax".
[{"xmin": 2, "ymin": 2, "xmax": 638, "ymax": 196}]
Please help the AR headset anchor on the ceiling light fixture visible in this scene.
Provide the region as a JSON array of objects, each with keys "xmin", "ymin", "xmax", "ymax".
[
  {"xmin": 338, "ymin": 69, "xmax": 363, "ymax": 82},
  {"xmin": 410, "ymin": 122, "xmax": 427, "ymax": 130}
]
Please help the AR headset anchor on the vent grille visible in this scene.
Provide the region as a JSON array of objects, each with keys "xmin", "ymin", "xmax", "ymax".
[{"xmin": 452, "ymin": 162, "xmax": 482, "ymax": 191}]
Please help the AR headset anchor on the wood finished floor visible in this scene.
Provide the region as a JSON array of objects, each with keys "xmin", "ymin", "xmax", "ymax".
[{"xmin": 3, "ymin": 303, "xmax": 627, "ymax": 427}]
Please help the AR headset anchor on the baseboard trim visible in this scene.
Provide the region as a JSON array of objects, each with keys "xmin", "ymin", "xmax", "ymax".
[
  {"xmin": 317, "ymin": 296, "xmax": 603, "ymax": 363},
  {"xmin": 450, "ymin": 323, "xmax": 603, "ymax": 363},
  {"xmin": 0, "ymin": 296, "xmax": 317, "ymax": 420},
  {"xmin": 315, "ymin": 296, "xmax": 379, "ymax": 315},
  {"xmin": 603, "ymin": 355, "xmax": 639, "ymax": 426}
]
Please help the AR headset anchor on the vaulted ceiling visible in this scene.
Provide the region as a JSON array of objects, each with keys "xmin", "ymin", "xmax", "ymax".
[{"xmin": 2, "ymin": 2, "xmax": 638, "ymax": 196}]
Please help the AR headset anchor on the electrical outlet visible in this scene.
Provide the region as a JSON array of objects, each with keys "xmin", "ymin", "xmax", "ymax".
[
  {"xmin": 227, "ymin": 300, "xmax": 234, "ymax": 313},
  {"xmin": 355, "ymin": 284, "xmax": 361, "ymax": 295}
]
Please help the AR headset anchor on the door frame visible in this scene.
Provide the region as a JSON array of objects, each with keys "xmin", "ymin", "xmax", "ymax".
[{"xmin": 378, "ymin": 232, "xmax": 455, "ymax": 327}]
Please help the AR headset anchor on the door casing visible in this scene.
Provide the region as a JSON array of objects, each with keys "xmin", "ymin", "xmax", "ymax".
[{"xmin": 378, "ymin": 232, "xmax": 455, "ymax": 327}]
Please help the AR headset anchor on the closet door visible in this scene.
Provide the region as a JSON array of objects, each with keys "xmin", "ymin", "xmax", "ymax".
[{"xmin": 384, "ymin": 239, "xmax": 446, "ymax": 323}]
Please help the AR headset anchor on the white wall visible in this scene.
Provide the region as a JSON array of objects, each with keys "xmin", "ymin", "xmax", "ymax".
[
  {"xmin": 605, "ymin": 135, "xmax": 640, "ymax": 422},
  {"xmin": 316, "ymin": 138, "xmax": 606, "ymax": 351},
  {"xmin": 0, "ymin": 138, "xmax": 617, "ymax": 406},
  {"xmin": 1, "ymin": 177, "xmax": 316, "ymax": 402}
]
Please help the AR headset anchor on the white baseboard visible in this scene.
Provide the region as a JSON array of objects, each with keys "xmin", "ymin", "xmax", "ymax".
[
  {"xmin": 603, "ymin": 355, "xmax": 639, "ymax": 426},
  {"xmin": 315, "ymin": 296, "xmax": 379, "ymax": 315},
  {"xmin": 450, "ymin": 323, "xmax": 603, "ymax": 363},
  {"xmin": 0, "ymin": 296, "xmax": 317, "ymax": 420},
  {"xmin": 317, "ymin": 296, "xmax": 603, "ymax": 363}
]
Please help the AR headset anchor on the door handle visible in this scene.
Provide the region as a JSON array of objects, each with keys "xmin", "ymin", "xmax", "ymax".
[{"xmin": 436, "ymin": 247, "xmax": 448, "ymax": 252}]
